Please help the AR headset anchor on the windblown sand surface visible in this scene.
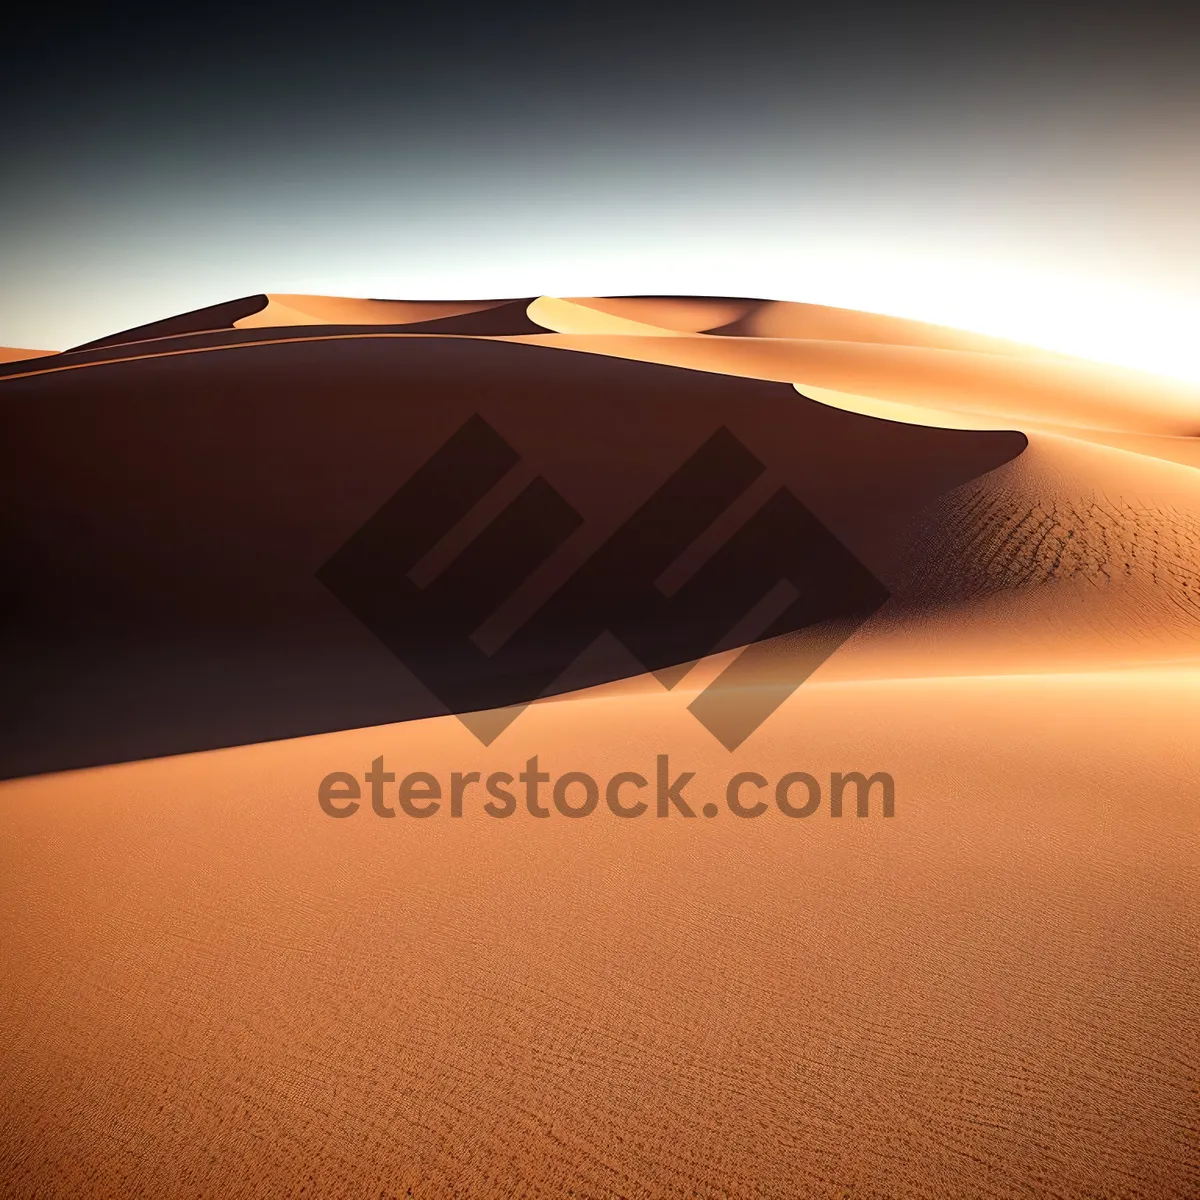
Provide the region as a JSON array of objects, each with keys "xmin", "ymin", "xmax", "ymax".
[{"xmin": 1, "ymin": 295, "xmax": 1197, "ymax": 1198}]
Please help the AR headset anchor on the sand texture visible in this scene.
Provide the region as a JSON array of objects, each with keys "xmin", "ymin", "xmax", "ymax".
[{"xmin": 1, "ymin": 295, "xmax": 1197, "ymax": 1198}]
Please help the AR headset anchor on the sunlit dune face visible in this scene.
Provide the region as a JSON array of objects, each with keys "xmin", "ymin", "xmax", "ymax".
[
  {"xmin": 234, "ymin": 295, "xmax": 511, "ymax": 328},
  {"xmin": 525, "ymin": 295, "xmax": 679, "ymax": 335},
  {"xmin": 564, "ymin": 296, "xmax": 758, "ymax": 332},
  {"xmin": 502, "ymin": 322, "xmax": 1200, "ymax": 438},
  {"xmin": 780, "ymin": 270, "xmax": 1200, "ymax": 384},
  {"xmin": 713, "ymin": 300, "xmax": 1071, "ymax": 357},
  {"xmin": 3, "ymin": 295, "xmax": 1198, "ymax": 700}
]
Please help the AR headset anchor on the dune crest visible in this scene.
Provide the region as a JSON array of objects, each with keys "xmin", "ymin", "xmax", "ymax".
[
  {"xmin": 68, "ymin": 295, "xmax": 270, "ymax": 350},
  {"xmin": 503, "ymin": 331, "xmax": 1199, "ymax": 436}
]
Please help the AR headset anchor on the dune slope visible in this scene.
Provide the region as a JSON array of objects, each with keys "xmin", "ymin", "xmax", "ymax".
[{"xmin": 0, "ymin": 293, "xmax": 1196, "ymax": 1199}]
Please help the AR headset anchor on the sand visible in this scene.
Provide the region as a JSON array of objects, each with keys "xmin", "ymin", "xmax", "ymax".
[
  {"xmin": 0, "ymin": 295, "xmax": 1197, "ymax": 1198},
  {"xmin": 233, "ymin": 295, "xmax": 518, "ymax": 329}
]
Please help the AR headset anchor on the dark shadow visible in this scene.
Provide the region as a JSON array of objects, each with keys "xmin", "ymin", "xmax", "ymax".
[
  {"xmin": 68, "ymin": 295, "xmax": 270, "ymax": 351},
  {"xmin": 0, "ymin": 336, "xmax": 1026, "ymax": 777}
]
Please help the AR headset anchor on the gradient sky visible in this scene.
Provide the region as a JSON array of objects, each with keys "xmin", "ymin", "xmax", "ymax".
[{"xmin": 3, "ymin": 4, "xmax": 1198, "ymax": 379}]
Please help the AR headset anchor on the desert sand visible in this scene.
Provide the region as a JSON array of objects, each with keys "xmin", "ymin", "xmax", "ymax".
[
  {"xmin": 0, "ymin": 346, "xmax": 52, "ymax": 363},
  {"xmin": 1, "ymin": 295, "xmax": 1197, "ymax": 1198}
]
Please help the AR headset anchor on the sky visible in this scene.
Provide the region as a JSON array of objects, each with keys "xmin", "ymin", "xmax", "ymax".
[{"xmin": 3, "ymin": 3, "xmax": 1198, "ymax": 380}]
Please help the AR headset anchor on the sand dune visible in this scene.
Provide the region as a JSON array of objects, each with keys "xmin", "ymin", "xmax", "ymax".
[
  {"xmin": 535, "ymin": 295, "xmax": 758, "ymax": 333},
  {"xmin": 0, "ymin": 335, "xmax": 1026, "ymax": 778},
  {"xmin": 823, "ymin": 428, "xmax": 1200, "ymax": 680},
  {"xmin": 233, "ymin": 293, "xmax": 515, "ymax": 328},
  {"xmin": 506, "ymin": 330, "xmax": 1199, "ymax": 435},
  {"xmin": 0, "ymin": 345, "xmax": 53, "ymax": 363},
  {"xmin": 69, "ymin": 294, "xmax": 272, "ymax": 350},
  {"xmin": 537, "ymin": 295, "xmax": 1079, "ymax": 355},
  {"xmin": 65, "ymin": 293, "xmax": 542, "ymax": 354},
  {"xmin": 0, "ymin": 293, "xmax": 1197, "ymax": 1199},
  {"xmin": 528, "ymin": 294, "xmax": 704, "ymax": 335},
  {"xmin": 709, "ymin": 298, "xmax": 1079, "ymax": 357}
]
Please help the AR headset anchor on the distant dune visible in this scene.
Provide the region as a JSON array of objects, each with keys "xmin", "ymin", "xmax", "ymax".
[
  {"xmin": 0, "ymin": 345, "xmax": 53, "ymax": 363},
  {"xmin": 1, "ymin": 295, "xmax": 1197, "ymax": 1199}
]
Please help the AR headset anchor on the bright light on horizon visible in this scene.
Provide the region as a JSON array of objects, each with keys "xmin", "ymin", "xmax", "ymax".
[{"xmin": 2, "ymin": 229, "xmax": 1196, "ymax": 384}]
